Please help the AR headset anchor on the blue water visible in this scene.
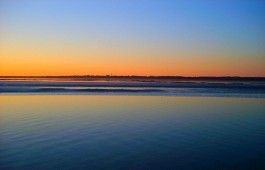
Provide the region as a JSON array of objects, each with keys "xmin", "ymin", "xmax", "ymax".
[
  {"xmin": 0, "ymin": 95, "xmax": 265, "ymax": 169},
  {"xmin": 1, "ymin": 79, "xmax": 265, "ymax": 97}
]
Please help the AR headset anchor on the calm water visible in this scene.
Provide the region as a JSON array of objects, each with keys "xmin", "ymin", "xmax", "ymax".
[{"xmin": 0, "ymin": 95, "xmax": 265, "ymax": 169}]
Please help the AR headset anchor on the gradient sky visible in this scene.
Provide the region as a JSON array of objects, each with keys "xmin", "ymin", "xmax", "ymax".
[{"xmin": 1, "ymin": 0, "xmax": 265, "ymax": 76}]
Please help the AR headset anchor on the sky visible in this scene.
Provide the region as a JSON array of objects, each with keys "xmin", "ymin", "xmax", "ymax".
[{"xmin": 1, "ymin": 0, "xmax": 265, "ymax": 76}]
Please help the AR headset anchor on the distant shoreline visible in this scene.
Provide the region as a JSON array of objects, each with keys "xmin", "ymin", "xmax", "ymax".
[{"xmin": 1, "ymin": 76, "xmax": 265, "ymax": 81}]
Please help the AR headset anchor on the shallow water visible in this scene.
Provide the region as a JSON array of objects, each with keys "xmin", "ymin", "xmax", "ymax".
[{"xmin": 0, "ymin": 95, "xmax": 265, "ymax": 169}]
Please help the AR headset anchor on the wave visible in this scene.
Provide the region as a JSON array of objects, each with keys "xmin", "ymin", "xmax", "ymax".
[
  {"xmin": 1, "ymin": 80, "xmax": 265, "ymax": 98},
  {"xmin": 1, "ymin": 81, "xmax": 265, "ymax": 89},
  {"xmin": 0, "ymin": 87, "xmax": 163, "ymax": 93}
]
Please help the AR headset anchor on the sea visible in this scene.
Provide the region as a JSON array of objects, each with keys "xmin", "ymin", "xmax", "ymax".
[{"xmin": 1, "ymin": 77, "xmax": 265, "ymax": 169}]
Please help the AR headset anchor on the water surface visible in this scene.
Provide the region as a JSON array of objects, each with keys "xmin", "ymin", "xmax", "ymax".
[
  {"xmin": 1, "ymin": 78, "xmax": 265, "ymax": 98},
  {"xmin": 1, "ymin": 95, "xmax": 265, "ymax": 169}
]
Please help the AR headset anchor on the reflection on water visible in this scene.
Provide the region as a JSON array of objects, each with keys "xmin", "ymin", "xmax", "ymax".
[{"xmin": 0, "ymin": 95, "xmax": 265, "ymax": 169}]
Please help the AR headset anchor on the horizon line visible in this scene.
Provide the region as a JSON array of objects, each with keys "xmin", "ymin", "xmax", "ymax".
[{"xmin": 1, "ymin": 75, "xmax": 265, "ymax": 79}]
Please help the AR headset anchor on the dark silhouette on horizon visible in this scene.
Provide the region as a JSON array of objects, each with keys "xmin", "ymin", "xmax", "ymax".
[{"xmin": 1, "ymin": 75, "xmax": 265, "ymax": 82}]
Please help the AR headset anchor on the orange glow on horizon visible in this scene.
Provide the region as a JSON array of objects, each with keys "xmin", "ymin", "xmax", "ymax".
[
  {"xmin": 1, "ymin": 35, "xmax": 265, "ymax": 77},
  {"xmin": 1, "ymin": 53, "xmax": 265, "ymax": 77},
  {"xmin": 1, "ymin": 1, "xmax": 265, "ymax": 77}
]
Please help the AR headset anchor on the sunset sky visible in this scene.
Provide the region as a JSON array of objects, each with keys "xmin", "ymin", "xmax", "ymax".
[{"xmin": 1, "ymin": 0, "xmax": 265, "ymax": 76}]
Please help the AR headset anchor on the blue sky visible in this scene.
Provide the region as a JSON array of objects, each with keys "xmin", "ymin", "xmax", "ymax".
[{"xmin": 1, "ymin": 0, "xmax": 265, "ymax": 76}]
